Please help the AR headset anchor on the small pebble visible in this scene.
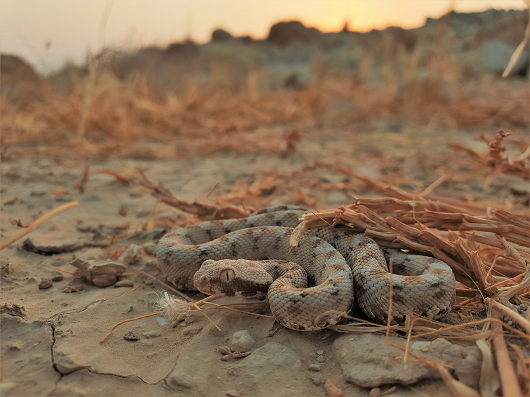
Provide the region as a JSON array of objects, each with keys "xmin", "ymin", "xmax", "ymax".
[
  {"xmin": 51, "ymin": 272, "xmax": 64, "ymax": 282},
  {"xmin": 38, "ymin": 278, "xmax": 53, "ymax": 289},
  {"xmin": 226, "ymin": 390, "xmax": 241, "ymax": 397},
  {"xmin": 27, "ymin": 277, "xmax": 37, "ymax": 283},
  {"xmin": 118, "ymin": 205, "xmax": 128, "ymax": 216},
  {"xmin": 311, "ymin": 376, "xmax": 323, "ymax": 386},
  {"xmin": 8, "ymin": 343, "xmax": 21, "ymax": 351},
  {"xmin": 230, "ymin": 330, "xmax": 256, "ymax": 353},
  {"xmin": 142, "ymin": 242, "xmax": 157, "ymax": 256},
  {"xmin": 114, "ymin": 280, "xmax": 134, "ymax": 288},
  {"xmin": 142, "ymin": 331, "xmax": 161, "ymax": 338},
  {"xmin": 307, "ymin": 363, "xmax": 321, "ymax": 372},
  {"xmin": 316, "ymin": 355, "xmax": 325, "ymax": 363},
  {"xmin": 62, "ymin": 285, "xmax": 83, "ymax": 293},
  {"xmin": 369, "ymin": 388, "xmax": 381, "ymax": 397},
  {"xmin": 123, "ymin": 332, "xmax": 140, "ymax": 341},
  {"xmin": 316, "ymin": 349, "xmax": 324, "ymax": 355}
]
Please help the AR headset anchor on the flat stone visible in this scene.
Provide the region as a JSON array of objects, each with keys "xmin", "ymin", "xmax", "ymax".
[
  {"xmin": 333, "ymin": 334, "xmax": 437, "ymax": 388},
  {"xmin": 237, "ymin": 342, "xmax": 301, "ymax": 373},
  {"xmin": 333, "ymin": 334, "xmax": 482, "ymax": 389}
]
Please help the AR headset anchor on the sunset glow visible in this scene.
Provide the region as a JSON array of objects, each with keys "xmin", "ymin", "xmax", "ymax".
[{"xmin": 1, "ymin": 0, "xmax": 526, "ymax": 72}]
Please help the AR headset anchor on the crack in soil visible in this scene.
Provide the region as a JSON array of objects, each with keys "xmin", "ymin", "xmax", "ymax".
[
  {"xmin": 53, "ymin": 298, "xmax": 107, "ymax": 318},
  {"xmin": 48, "ymin": 320, "xmax": 64, "ymax": 382},
  {"xmin": 48, "ymin": 319, "xmax": 169, "ymax": 388}
]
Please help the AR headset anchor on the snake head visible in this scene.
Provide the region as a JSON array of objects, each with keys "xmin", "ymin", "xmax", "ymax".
[{"xmin": 193, "ymin": 259, "xmax": 273, "ymax": 297}]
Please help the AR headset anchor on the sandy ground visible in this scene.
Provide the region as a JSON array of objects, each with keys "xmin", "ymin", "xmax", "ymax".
[{"xmin": 1, "ymin": 124, "xmax": 526, "ymax": 397}]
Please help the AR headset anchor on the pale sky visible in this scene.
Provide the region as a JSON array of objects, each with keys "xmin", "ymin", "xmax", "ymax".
[{"xmin": 0, "ymin": 0, "xmax": 526, "ymax": 73}]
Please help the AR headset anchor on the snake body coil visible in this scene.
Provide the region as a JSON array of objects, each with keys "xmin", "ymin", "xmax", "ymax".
[{"xmin": 156, "ymin": 206, "xmax": 455, "ymax": 331}]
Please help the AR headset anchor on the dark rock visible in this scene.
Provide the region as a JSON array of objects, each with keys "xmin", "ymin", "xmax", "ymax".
[
  {"xmin": 211, "ymin": 28, "xmax": 233, "ymax": 43},
  {"xmin": 123, "ymin": 332, "xmax": 140, "ymax": 341},
  {"xmin": 267, "ymin": 21, "xmax": 321, "ymax": 47},
  {"xmin": 166, "ymin": 40, "xmax": 200, "ymax": 59}
]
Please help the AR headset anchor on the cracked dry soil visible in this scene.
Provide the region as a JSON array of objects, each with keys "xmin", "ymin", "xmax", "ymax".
[{"xmin": 1, "ymin": 127, "xmax": 507, "ymax": 396}]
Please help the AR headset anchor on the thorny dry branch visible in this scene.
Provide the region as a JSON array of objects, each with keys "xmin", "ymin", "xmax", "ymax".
[{"xmin": 449, "ymin": 129, "xmax": 530, "ymax": 180}]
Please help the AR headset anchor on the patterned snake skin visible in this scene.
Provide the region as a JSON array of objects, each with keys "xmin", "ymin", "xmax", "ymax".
[{"xmin": 156, "ymin": 206, "xmax": 455, "ymax": 331}]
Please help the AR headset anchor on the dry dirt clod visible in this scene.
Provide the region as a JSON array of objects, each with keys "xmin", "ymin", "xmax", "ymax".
[
  {"xmin": 70, "ymin": 258, "xmax": 127, "ymax": 287},
  {"xmin": 38, "ymin": 278, "xmax": 53, "ymax": 289},
  {"xmin": 62, "ymin": 285, "xmax": 83, "ymax": 293},
  {"xmin": 230, "ymin": 330, "xmax": 256, "ymax": 353},
  {"xmin": 123, "ymin": 332, "xmax": 140, "ymax": 341},
  {"xmin": 51, "ymin": 272, "xmax": 64, "ymax": 281}
]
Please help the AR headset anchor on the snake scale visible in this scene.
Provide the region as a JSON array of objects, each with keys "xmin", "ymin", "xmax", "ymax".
[{"xmin": 156, "ymin": 206, "xmax": 455, "ymax": 331}]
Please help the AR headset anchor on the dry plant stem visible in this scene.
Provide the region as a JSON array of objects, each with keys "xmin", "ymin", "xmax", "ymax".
[
  {"xmin": 485, "ymin": 298, "xmax": 530, "ymax": 334},
  {"xmin": 100, "ymin": 311, "xmax": 162, "ymax": 343},
  {"xmin": 191, "ymin": 302, "xmax": 221, "ymax": 331},
  {"xmin": 502, "ymin": 5, "xmax": 530, "ymax": 78},
  {"xmin": 75, "ymin": 164, "xmax": 90, "ymax": 193},
  {"xmin": 194, "ymin": 301, "xmax": 274, "ymax": 319},
  {"xmin": 415, "ymin": 318, "xmax": 530, "ymax": 341},
  {"xmin": 435, "ymin": 362, "xmax": 481, "ymax": 397},
  {"xmin": 0, "ymin": 201, "xmax": 79, "ymax": 250},
  {"xmin": 492, "ymin": 321, "xmax": 522, "ymax": 397},
  {"xmin": 476, "ymin": 339, "xmax": 500, "ymax": 397}
]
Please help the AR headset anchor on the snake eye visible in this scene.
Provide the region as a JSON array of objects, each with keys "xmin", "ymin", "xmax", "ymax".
[{"xmin": 220, "ymin": 268, "xmax": 235, "ymax": 283}]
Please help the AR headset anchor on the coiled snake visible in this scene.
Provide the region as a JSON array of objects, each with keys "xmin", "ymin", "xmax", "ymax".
[{"xmin": 156, "ymin": 206, "xmax": 455, "ymax": 331}]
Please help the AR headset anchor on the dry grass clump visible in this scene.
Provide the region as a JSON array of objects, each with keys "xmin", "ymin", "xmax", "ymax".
[
  {"xmin": 2, "ymin": 21, "xmax": 529, "ymax": 162},
  {"xmin": 295, "ymin": 191, "xmax": 529, "ymax": 395}
]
